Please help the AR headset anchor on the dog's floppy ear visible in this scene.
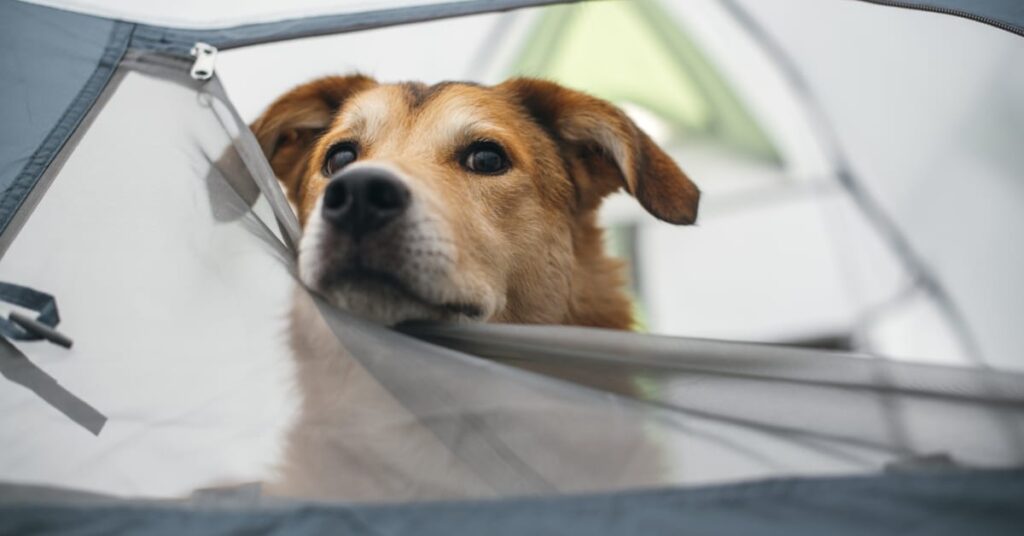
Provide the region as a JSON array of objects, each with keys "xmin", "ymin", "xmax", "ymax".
[
  {"xmin": 500, "ymin": 78, "xmax": 699, "ymax": 224},
  {"xmin": 250, "ymin": 75, "xmax": 377, "ymax": 201}
]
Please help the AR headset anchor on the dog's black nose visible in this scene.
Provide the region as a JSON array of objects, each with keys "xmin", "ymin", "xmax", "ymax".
[{"xmin": 322, "ymin": 168, "xmax": 411, "ymax": 237}]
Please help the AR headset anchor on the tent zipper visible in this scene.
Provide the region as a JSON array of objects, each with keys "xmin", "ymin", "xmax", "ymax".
[
  {"xmin": 856, "ymin": 0, "xmax": 1024, "ymax": 37},
  {"xmin": 189, "ymin": 42, "xmax": 217, "ymax": 81}
]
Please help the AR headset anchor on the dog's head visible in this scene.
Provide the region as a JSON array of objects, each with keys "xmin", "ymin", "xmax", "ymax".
[{"xmin": 252, "ymin": 75, "xmax": 699, "ymax": 328}]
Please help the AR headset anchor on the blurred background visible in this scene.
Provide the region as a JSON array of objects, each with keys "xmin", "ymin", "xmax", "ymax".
[{"xmin": 219, "ymin": 0, "xmax": 1024, "ymax": 370}]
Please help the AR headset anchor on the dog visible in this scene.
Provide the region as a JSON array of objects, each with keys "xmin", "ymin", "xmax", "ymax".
[
  {"xmin": 252, "ymin": 75, "xmax": 699, "ymax": 330},
  {"xmin": 250, "ymin": 75, "xmax": 699, "ymax": 500}
]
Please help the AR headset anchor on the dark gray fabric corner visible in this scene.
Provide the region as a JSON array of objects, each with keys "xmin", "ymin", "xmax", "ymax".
[
  {"xmin": 1, "ymin": 470, "xmax": 1022, "ymax": 535},
  {"xmin": 0, "ymin": 0, "xmax": 131, "ymax": 243}
]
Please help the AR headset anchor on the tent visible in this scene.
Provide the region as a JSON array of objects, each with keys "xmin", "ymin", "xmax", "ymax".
[{"xmin": 1, "ymin": 0, "xmax": 1023, "ymax": 532}]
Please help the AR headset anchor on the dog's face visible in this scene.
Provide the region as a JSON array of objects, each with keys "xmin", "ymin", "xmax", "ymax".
[{"xmin": 252, "ymin": 76, "xmax": 699, "ymax": 327}]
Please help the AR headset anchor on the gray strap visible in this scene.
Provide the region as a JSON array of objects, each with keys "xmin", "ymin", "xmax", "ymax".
[
  {"xmin": 0, "ymin": 337, "xmax": 106, "ymax": 436},
  {"xmin": 0, "ymin": 282, "xmax": 61, "ymax": 343}
]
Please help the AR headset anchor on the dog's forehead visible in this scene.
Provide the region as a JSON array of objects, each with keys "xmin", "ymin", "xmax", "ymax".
[{"xmin": 335, "ymin": 82, "xmax": 523, "ymax": 138}]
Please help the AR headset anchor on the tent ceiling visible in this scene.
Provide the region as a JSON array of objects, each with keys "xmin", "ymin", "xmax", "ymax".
[{"xmin": 17, "ymin": 0, "xmax": 1024, "ymax": 36}]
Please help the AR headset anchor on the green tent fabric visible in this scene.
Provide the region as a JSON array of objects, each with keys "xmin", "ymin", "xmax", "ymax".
[{"xmin": 511, "ymin": 0, "xmax": 777, "ymax": 160}]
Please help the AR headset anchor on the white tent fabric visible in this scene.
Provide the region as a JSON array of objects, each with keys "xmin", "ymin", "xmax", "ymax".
[{"xmin": 734, "ymin": 0, "xmax": 1024, "ymax": 369}]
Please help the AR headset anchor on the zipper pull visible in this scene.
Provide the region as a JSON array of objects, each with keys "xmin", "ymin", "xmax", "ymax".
[{"xmin": 189, "ymin": 42, "xmax": 217, "ymax": 81}]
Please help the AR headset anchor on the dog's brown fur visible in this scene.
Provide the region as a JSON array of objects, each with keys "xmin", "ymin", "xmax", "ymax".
[
  {"xmin": 250, "ymin": 76, "xmax": 699, "ymax": 500},
  {"xmin": 252, "ymin": 75, "xmax": 698, "ymax": 329}
]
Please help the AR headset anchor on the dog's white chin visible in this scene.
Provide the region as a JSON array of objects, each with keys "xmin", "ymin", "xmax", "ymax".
[
  {"xmin": 317, "ymin": 283, "xmax": 453, "ymax": 326},
  {"xmin": 297, "ymin": 239, "xmax": 489, "ymax": 327},
  {"xmin": 296, "ymin": 195, "xmax": 498, "ymax": 326}
]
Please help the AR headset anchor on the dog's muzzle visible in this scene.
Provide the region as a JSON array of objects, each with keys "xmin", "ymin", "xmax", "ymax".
[{"xmin": 322, "ymin": 167, "xmax": 411, "ymax": 238}]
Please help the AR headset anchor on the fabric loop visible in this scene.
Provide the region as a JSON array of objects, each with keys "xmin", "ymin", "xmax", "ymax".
[{"xmin": 0, "ymin": 282, "xmax": 61, "ymax": 342}]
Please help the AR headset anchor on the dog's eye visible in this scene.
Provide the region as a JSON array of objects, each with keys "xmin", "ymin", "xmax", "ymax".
[
  {"xmin": 462, "ymin": 142, "xmax": 510, "ymax": 175},
  {"xmin": 323, "ymin": 143, "xmax": 358, "ymax": 176}
]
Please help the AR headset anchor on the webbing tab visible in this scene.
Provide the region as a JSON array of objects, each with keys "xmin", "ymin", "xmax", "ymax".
[{"xmin": 0, "ymin": 281, "xmax": 72, "ymax": 348}]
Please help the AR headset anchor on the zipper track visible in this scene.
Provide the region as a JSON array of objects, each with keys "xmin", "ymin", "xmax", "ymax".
[{"xmin": 855, "ymin": 0, "xmax": 1024, "ymax": 37}]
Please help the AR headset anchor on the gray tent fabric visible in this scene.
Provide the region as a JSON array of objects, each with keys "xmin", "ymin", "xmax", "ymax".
[{"xmin": 1, "ymin": 470, "xmax": 1023, "ymax": 535}]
